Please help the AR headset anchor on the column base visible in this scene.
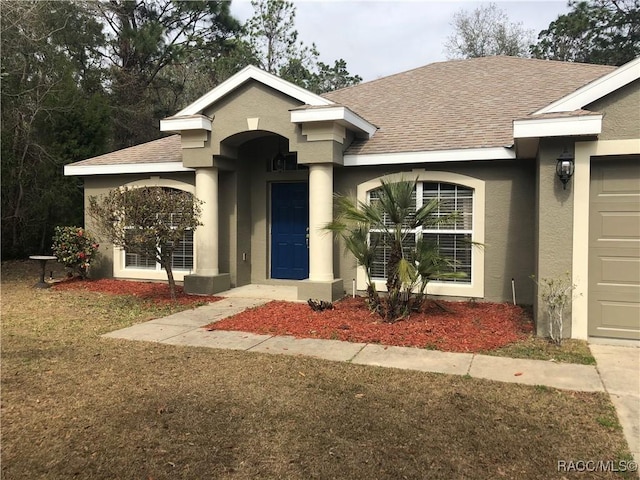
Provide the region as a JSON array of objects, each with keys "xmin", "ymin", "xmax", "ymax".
[
  {"xmin": 297, "ymin": 278, "xmax": 344, "ymax": 303},
  {"xmin": 184, "ymin": 274, "xmax": 230, "ymax": 296}
]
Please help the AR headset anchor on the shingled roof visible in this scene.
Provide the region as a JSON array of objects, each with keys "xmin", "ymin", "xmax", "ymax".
[
  {"xmin": 68, "ymin": 134, "xmax": 182, "ymax": 167},
  {"xmin": 69, "ymin": 57, "xmax": 616, "ymax": 170},
  {"xmin": 322, "ymin": 56, "xmax": 615, "ymax": 155}
]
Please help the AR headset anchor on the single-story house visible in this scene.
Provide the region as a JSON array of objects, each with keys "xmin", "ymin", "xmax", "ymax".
[{"xmin": 65, "ymin": 55, "xmax": 640, "ymax": 341}]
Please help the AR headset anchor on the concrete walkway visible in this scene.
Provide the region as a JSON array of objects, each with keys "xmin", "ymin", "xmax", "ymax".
[
  {"xmin": 102, "ymin": 294, "xmax": 639, "ymax": 465},
  {"xmin": 590, "ymin": 344, "xmax": 640, "ymax": 466}
]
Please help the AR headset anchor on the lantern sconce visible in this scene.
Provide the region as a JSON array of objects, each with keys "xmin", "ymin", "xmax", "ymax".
[
  {"xmin": 272, "ymin": 150, "xmax": 286, "ymax": 172},
  {"xmin": 556, "ymin": 149, "xmax": 575, "ymax": 190}
]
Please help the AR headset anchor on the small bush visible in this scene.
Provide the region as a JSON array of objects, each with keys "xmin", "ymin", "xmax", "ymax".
[
  {"xmin": 531, "ymin": 272, "xmax": 578, "ymax": 345},
  {"xmin": 307, "ymin": 299, "xmax": 334, "ymax": 312},
  {"xmin": 51, "ymin": 226, "xmax": 99, "ymax": 278}
]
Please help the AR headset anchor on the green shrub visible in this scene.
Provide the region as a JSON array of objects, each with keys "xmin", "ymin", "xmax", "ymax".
[{"xmin": 51, "ymin": 226, "xmax": 99, "ymax": 278}]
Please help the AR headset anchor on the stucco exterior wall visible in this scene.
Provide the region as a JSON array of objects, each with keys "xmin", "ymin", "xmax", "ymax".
[
  {"xmin": 82, "ymin": 172, "xmax": 196, "ymax": 279},
  {"xmin": 586, "ymin": 79, "xmax": 640, "ymax": 141},
  {"xmin": 238, "ymin": 137, "xmax": 309, "ymax": 284},
  {"xmin": 235, "ymin": 155, "xmax": 252, "ymax": 287},
  {"xmin": 534, "ymin": 138, "xmax": 576, "ymax": 336},
  {"xmin": 218, "ymin": 170, "xmax": 234, "ymax": 283},
  {"xmin": 180, "ymin": 81, "xmax": 305, "ymax": 168},
  {"xmin": 215, "ymin": 153, "xmax": 258, "ymax": 288},
  {"xmin": 333, "ymin": 159, "xmax": 537, "ymax": 304}
]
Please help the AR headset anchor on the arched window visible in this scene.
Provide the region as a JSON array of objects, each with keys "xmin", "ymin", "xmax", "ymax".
[
  {"xmin": 368, "ymin": 182, "xmax": 472, "ymax": 283},
  {"xmin": 124, "ymin": 211, "xmax": 194, "ymax": 271},
  {"xmin": 357, "ymin": 171, "xmax": 484, "ymax": 298},
  {"xmin": 113, "ymin": 179, "xmax": 196, "ymax": 281}
]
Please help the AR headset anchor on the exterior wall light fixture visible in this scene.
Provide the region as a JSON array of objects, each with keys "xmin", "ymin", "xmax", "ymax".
[
  {"xmin": 272, "ymin": 151, "xmax": 286, "ymax": 172},
  {"xmin": 556, "ymin": 149, "xmax": 575, "ymax": 190}
]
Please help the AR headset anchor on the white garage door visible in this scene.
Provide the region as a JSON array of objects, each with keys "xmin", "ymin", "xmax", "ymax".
[{"xmin": 589, "ymin": 157, "xmax": 640, "ymax": 340}]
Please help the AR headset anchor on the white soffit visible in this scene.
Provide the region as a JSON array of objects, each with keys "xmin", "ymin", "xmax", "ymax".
[
  {"xmin": 343, "ymin": 147, "xmax": 515, "ymax": 167},
  {"xmin": 160, "ymin": 115, "xmax": 212, "ymax": 132},
  {"xmin": 536, "ymin": 57, "xmax": 640, "ymax": 114},
  {"xmin": 64, "ymin": 162, "xmax": 193, "ymax": 176},
  {"xmin": 290, "ymin": 106, "xmax": 377, "ymax": 138},
  {"xmin": 513, "ymin": 115, "xmax": 603, "ymax": 139},
  {"xmin": 176, "ymin": 65, "xmax": 333, "ymax": 117}
]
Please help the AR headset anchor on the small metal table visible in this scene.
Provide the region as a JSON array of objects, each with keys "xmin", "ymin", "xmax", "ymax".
[{"xmin": 29, "ymin": 255, "xmax": 57, "ymax": 288}]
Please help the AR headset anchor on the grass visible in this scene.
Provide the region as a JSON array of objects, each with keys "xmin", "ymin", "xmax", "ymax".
[
  {"xmin": 484, "ymin": 336, "xmax": 596, "ymax": 365},
  {"xmin": 1, "ymin": 260, "xmax": 633, "ymax": 479}
]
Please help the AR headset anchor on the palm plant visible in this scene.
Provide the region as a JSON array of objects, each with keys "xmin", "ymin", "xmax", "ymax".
[{"xmin": 327, "ymin": 178, "xmax": 468, "ymax": 322}]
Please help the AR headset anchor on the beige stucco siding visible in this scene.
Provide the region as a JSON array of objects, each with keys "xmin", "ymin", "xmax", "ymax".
[
  {"xmin": 237, "ymin": 137, "xmax": 309, "ymax": 284},
  {"xmin": 216, "ymin": 154, "xmax": 259, "ymax": 288},
  {"xmin": 534, "ymin": 138, "xmax": 576, "ymax": 336},
  {"xmin": 333, "ymin": 160, "xmax": 537, "ymax": 304},
  {"xmin": 218, "ymin": 170, "xmax": 234, "ymax": 282},
  {"xmin": 180, "ymin": 81, "xmax": 305, "ymax": 168},
  {"xmin": 235, "ymin": 157, "xmax": 252, "ymax": 286},
  {"xmin": 83, "ymin": 173, "xmax": 196, "ymax": 279},
  {"xmin": 586, "ymin": 79, "xmax": 640, "ymax": 141}
]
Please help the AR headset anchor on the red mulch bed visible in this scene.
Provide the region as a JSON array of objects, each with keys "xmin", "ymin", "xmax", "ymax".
[
  {"xmin": 206, "ymin": 297, "xmax": 534, "ymax": 353},
  {"xmin": 53, "ymin": 278, "xmax": 222, "ymax": 306}
]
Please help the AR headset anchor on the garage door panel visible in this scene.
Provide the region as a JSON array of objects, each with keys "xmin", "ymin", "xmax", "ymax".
[
  {"xmin": 593, "ymin": 159, "xmax": 640, "ymax": 196},
  {"xmin": 588, "ymin": 296, "xmax": 640, "ymax": 338},
  {"xmin": 589, "ymin": 158, "xmax": 640, "ymax": 340},
  {"xmin": 590, "ymin": 252, "xmax": 640, "ymax": 285},
  {"xmin": 590, "ymin": 203, "xmax": 640, "ymax": 239},
  {"xmin": 598, "ymin": 212, "xmax": 640, "ymax": 239}
]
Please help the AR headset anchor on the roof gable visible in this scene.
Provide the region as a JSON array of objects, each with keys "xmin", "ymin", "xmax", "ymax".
[
  {"xmin": 536, "ymin": 57, "xmax": 640, "ymax": 114},
  {"xmin": 176, "ymin": 65, "xmax": 333, "ymax": 117}
]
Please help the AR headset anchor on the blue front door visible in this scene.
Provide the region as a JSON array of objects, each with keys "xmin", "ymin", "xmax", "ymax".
[{"xmin": 271, "ymin": 182, "xmax": 309, "ymax": 280}]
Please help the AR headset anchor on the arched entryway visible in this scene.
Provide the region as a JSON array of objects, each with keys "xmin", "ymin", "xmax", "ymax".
[{"xmin": 220, "ymin": 131, "xmax": 311, "ymax": 284}]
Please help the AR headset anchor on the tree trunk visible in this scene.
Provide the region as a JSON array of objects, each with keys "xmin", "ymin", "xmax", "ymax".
[
  {"xmin": 385, "ymin": 240, "xmax": 403, "ymax": 322},
  {"xmin": 163, "ymin": 262, "xmax": 177, "ymax": 302},
  {"xmin": 366, "ymin": 284, "xmax": 382, "ymax": 317},
  {"xmin": 11, "ymin": 183, "xmax": 24, "ymax": 252}
]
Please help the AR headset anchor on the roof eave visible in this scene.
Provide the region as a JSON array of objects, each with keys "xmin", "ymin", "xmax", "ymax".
[
  {"xmin": 290, "ymin": 105, "xmax": 377, "ymax": 138},
  {"xmin": 160, "ymin": 115, "xmax": 212, "ymax": 133},
  {"xmin": 513, "ymin": 114, "xmax": 603, "ymax": 139},
  {"xmin": 343, "ymin": 146, "xmax": 515, "ymax": 167},
  {"xmin": 64, "ymin": 162, "xmax": 193, "ymax": 177}
]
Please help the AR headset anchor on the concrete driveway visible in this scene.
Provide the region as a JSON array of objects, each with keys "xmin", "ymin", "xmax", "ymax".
[{"xmin": 590, "ymin": 344, "xmax": 640, "ymax": 466}]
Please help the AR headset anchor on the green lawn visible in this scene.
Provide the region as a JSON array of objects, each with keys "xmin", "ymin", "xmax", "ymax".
[{"xmin": 1, "ymin": 261, "xmax": 633, "ymax": 479}]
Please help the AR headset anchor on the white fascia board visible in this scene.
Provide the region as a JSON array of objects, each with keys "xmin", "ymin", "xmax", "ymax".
[
  {"xmin": 160, "ymin": 116, "xmax": 212, "ymax": 132},
  {"xmin": 176, "ymin": 65, "xmax": 332, "ymax": 117},
  {"xmin": 343, "ymin": 147, "xmax": 515, "ymax": 167},
  {"xmin": 64, "ymin": 162, "xmax": 193, "ymax": 177},
  {"xmin": 513, "ymin": 115, "xmax": 603, "ymax": 139},
  {"xmin": 290, "ymin": 106, "xmax": 377, "ymax": 138},
  {"xmin": 536, "ymin": 57, "xmax": 640, "ymax": 114}
]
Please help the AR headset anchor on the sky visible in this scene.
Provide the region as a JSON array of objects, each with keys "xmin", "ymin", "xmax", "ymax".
[{"xmin": 229, "ymin": 0, "xmax": 571, "ymax": 81}]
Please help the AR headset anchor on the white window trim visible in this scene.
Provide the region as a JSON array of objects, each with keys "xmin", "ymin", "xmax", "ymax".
[
  {"xmin": 112, "ymin": 178, "xmax": 197, "ymax": 282},
  {"xmin": 356, "ymin": 170, "xmax": 485, "ymax": 298}
]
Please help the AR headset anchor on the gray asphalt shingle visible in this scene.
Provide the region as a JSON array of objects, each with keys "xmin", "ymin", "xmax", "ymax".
[{"xmin": 69, "ymin": 57, "xmax": 615, "ymax": 167}]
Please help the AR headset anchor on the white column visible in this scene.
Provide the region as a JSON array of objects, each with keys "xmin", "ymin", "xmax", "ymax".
[
  {"xmin": 308, "ymin": 163, "xmax": 334, "ymax": 281},
  {"xmin": 195, "ymin": 167, "xmax": 219, "ymax": 276}
]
